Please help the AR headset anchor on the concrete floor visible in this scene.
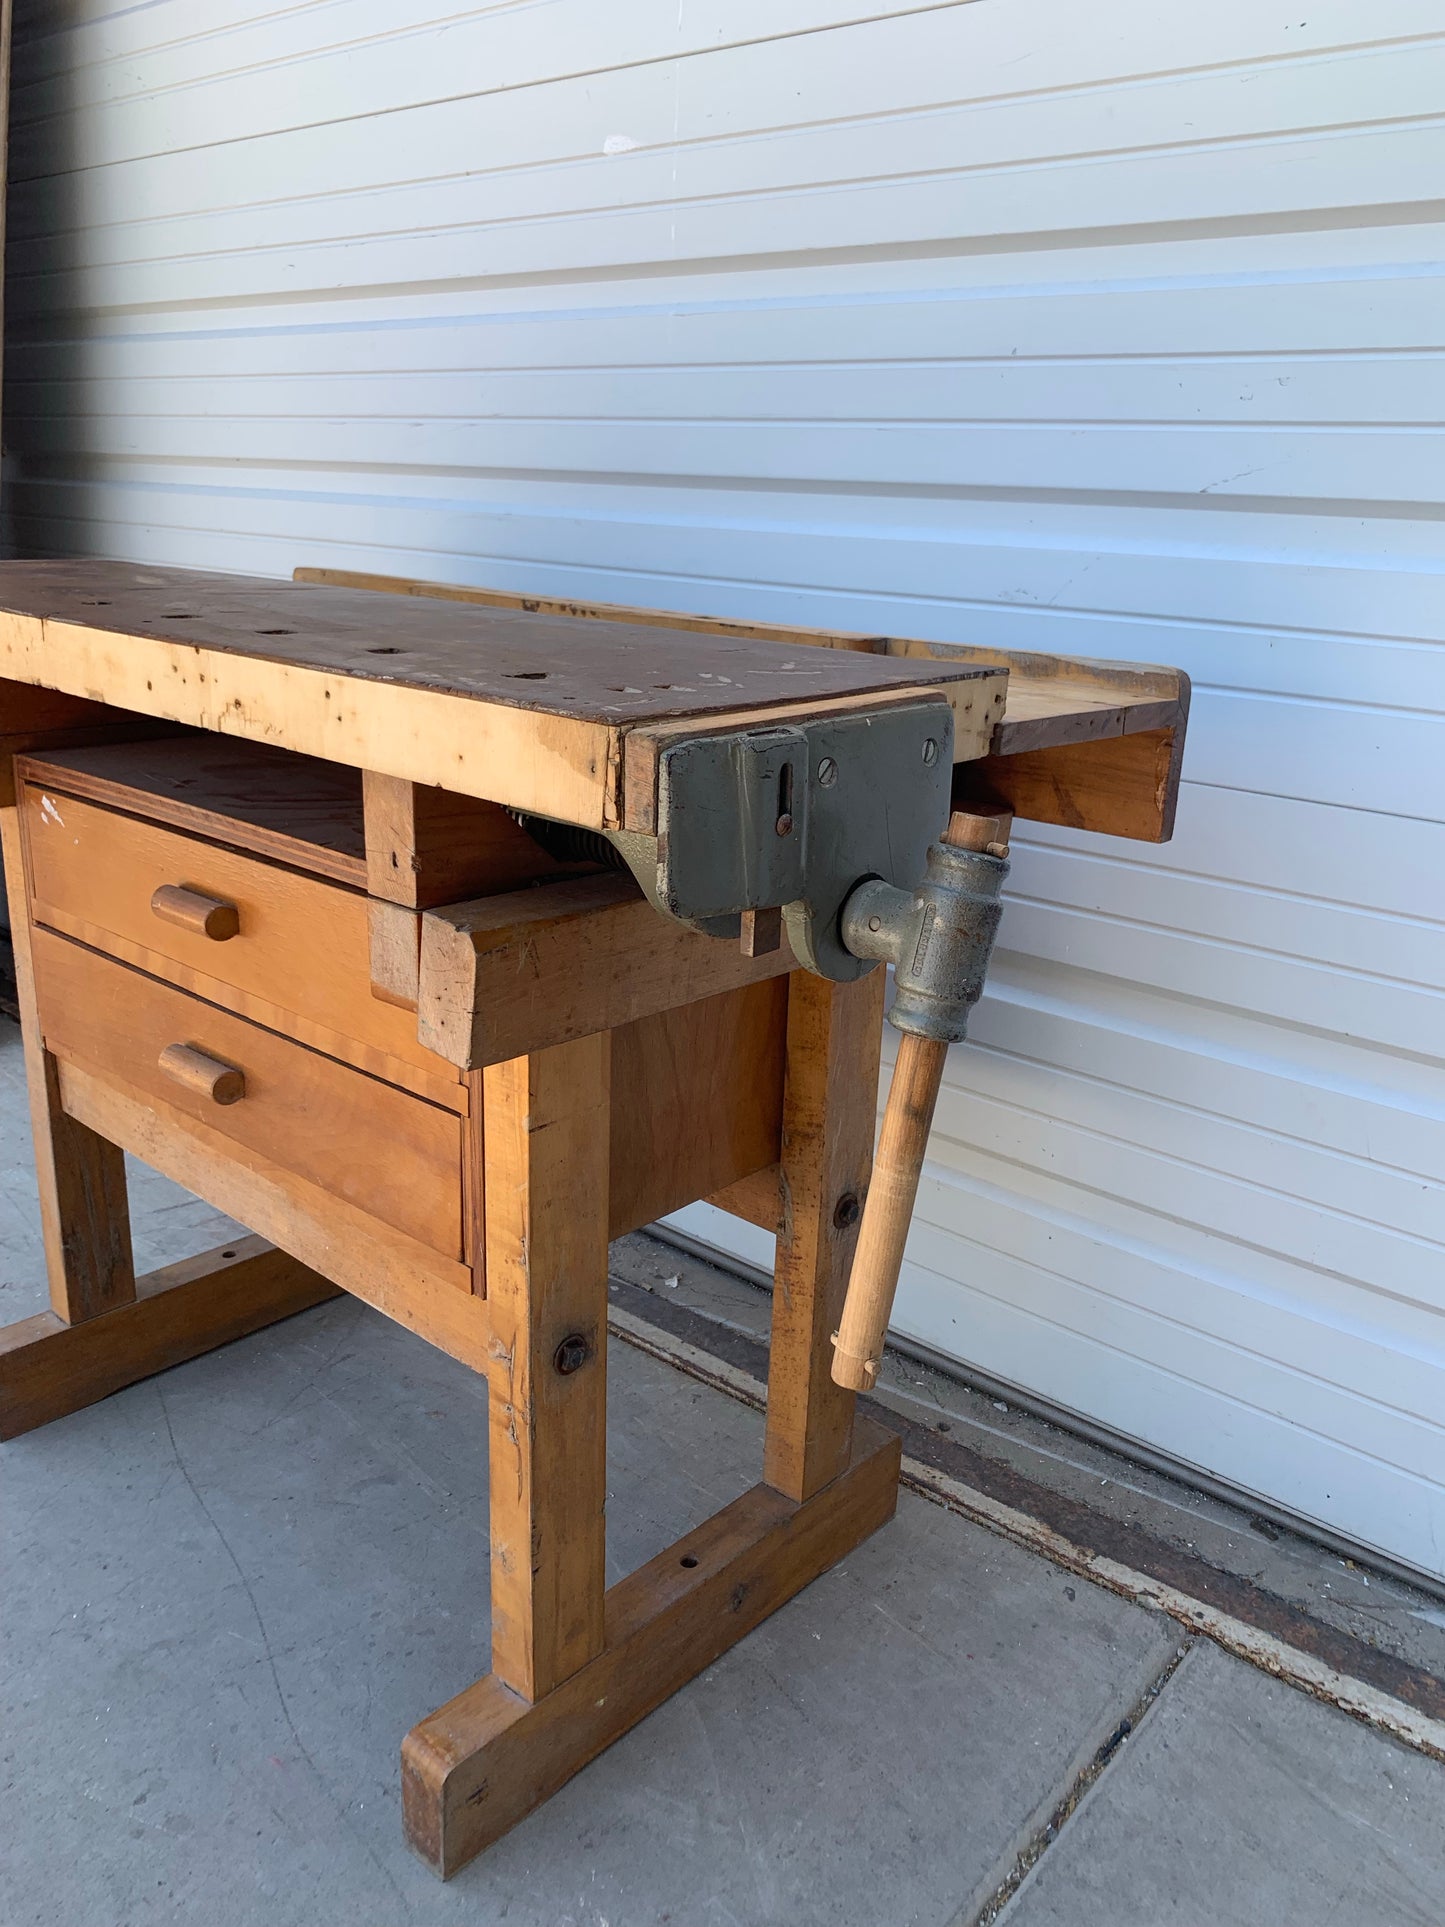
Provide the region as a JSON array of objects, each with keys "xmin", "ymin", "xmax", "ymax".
[{"xmin": 3, "ymin": 1022, "xmax": 1444, "ymax": 1926}]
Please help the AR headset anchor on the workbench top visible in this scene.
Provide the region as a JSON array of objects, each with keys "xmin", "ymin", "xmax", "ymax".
[{"xmin": 0, "ymin": 559, "xmax": 989, "ymax": 725}]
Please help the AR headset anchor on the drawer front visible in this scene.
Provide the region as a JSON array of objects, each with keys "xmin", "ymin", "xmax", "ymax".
[
  {"xmin": 20, "ymin": 782, "xmax": 456, "ymax": 1100},
  {"xmin": 33, "ymin": 928, "xmax": 464, "ymax": 1260}
]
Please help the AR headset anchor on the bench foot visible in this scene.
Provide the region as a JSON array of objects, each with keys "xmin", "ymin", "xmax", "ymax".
[
  {"xmin": 401, "ymin": 1416, "xmax": 900, "ymax": 1878},
  {"xmin": 0, "ymin": 1235, "xmax": 340, "ymax": 1439}
]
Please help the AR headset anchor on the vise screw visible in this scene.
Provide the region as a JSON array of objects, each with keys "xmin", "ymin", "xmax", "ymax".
[{"xmin": 829, "ymin": 809, "xmax": 1011, "ymax": 1391}]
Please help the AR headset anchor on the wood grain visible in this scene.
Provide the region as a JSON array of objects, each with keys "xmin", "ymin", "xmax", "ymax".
[
  {"xmin": 764, "ymin": 967, "xmax": 887, "ymax": 1501},
  {"xmin": 292, "ymin": 565, "xmax": 1190, "ymax": 843},
  {"xmin": 0, "ymin": 1236, "xmax": 340, "ymax": 1440},
  {"xmin": 401, "ymin": 1418, "xmax": 901, "ymax": 1877},
  {"xmin": 417, "ymin": 872, "xmax": 796, "ymax": 1070},
  {"xmin": 20, "ymin": 778, "xmax": 459, "ymax": 1090},
  {"xmin": 22, "ymin": 734, "xmax": 368, "ymax": 884},
  {"xmin": 968, "ymin": 724, "xmax": 1186, "ymax": 842},
  {"xmin": 0, "ymin": 561, "xmax": 987, "ymax": 829},
  {"xmin": 0, "ymin": 805, "xmax": 135, "ymax": 1323},
  {"xmin": 33, "ymin": 929, "xmax": 464, "ymax": 1258},
  {"xmin": 58, "ymin": 1062, "xmax": 482, "ymax": 1359},
  {"xmin": 362, "ymin": 770, "xmax": 583, "ymax": 909},
  {"xmin": 482, "ymin": 1034, "xmax": 611, "ymax": 1703},
  {"xmin": 607, "ymin": 979, "xmax": 786, "ymax": 1237}
]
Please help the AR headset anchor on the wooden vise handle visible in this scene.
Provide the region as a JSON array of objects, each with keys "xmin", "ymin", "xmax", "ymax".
[{"xmin": 831, "ymin": 809, "xmax": 1009, "ymax": 1392}]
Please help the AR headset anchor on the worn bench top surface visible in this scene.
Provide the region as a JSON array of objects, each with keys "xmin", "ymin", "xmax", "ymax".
[{"xmin": 0, "ymin": 560, "xmax": 991, "ymax": 726}]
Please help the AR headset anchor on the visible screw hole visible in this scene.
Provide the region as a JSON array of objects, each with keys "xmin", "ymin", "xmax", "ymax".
[
  {"xmin": 367, "ymin": 646, "xmax": 401, "ymax": 655},
  {"xmin": 679, "ymin": 1555, "xmax": 699, "ymax": 1569},
  {"xmin": 221, "ymin": 1249, "xmax": 236, "ymax": 1259},
  {"xmin": 833, "ymin": 1192, "xmax": 861, "ymax": 1230},
  {"xmin": 508, "ymin": 670, "xmax": 548, "ymax": 680},
  {"xmin": 255, "ymin": 628, "xmax": 295, "ymax": 636}
]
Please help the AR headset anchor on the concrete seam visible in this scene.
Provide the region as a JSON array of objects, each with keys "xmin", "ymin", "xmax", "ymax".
[
  {"xmin": 607, "ymin": 1294, "xmax": 1445, "ymax": 1769},
  {"xmin": 961, "ymin": 1636, "xmax": 1197, "ymax": 1927}
]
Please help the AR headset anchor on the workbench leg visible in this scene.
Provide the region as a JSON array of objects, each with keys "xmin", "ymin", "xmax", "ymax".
[
  {"xmin": 765, "ymin": 968, "xmax": 887, "ymax": 1501},
  {"xmin": 402, "ymin": 975, "xmax": 903, "ymax": 1880},
  {"xmin": 480, "ymin": 1033, "xmax": 613, "ymax": 1702},
  {"xmin": 0, "ymin": 805, "xmax": 340, "ymax": 1438},
  {"xmin": 1, "ymin": 806, "xmax": 135, "ymax": 1324}
]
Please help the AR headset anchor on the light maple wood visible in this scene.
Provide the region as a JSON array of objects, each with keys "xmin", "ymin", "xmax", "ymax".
[
  {"xmin": 764, "ymin": 967, "xmax": 888, "ymax": 1500},
  {"xmin": 830, "ymin": 810, "xmax": 1009, "ymax": 1392},
  {"xmin": 0, "ymin": 1236, "xmax": 340, "ymax": 1440},
  {"xmin": 401, "ymin": 1418, "xmax": 901, "ymax": 1876},
  {"xmin": 362, "ymin": 770, "xmax": 582, "ymax": 909},
  {"xmin": 0, "ymin": 805, "xmax": 135, "ymax": 1323},
  {"xmin": 968, "ymin": 724, "xmax": 1185, "ymax": 841},
  {"xmin": 830, "ymin": 1032, "xmax": 947, "ymax": 1392},
  {"xmin": 294, "ymin": 565, "xmax": 1189, "ymax": 843},
  {"xmin": 0, "ymin": 562, "xmax": 987, "ymax": 832},
  {"xmin": 33, "ymin": 929, "xmax": 465, "ymax": 1259},
  {"xmin": 149, "ymin": 882, "xmax": 240, "ymax": 941},
  {"xmin": 707, "ymin": 1164, "xmax": 783, "ymax": 1230},
  {"xmin": 418, "ymin": 872, "xmax": 796, "ymax": 1070},
  {"xmin": 58, "ymin": 1062, "xmax": 481, "ymax": 1357},
  {"xmin": 24, "ymin": 734, "xmax": 368, "ymax": 885},
  {"xmin": 607, "ymin": 980, "xmax": 786, "ymax": 1238},
  {"xmin": 157, "ymin": 1041, "xmax": 246, "ymax": 1106},
  {"xmin": 20, "ymin": 776, "xmax": 460, "ymax": 1093},
  {"xmin": 483, "ymin": 1034, "xmax": 611, "ymax": 1703},
  {"xmin": 367, "ymin": 896, "xmax": 422, "ymax": 1010},
  {"xmin": 0, "ymin": 680, "xmax": 182, "ymax": 807}
]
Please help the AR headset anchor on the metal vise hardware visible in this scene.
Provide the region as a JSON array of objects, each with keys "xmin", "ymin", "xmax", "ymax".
[
  {"xmin": 840, "ymin": 839, "xmax": 1009, "ymax": 1041},
  {"xmin": 605, "ymin": 696, "xmax": 955, "ymax": 982}
]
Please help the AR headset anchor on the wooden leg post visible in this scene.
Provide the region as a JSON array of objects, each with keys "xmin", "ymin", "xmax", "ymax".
[
  {"xmin": 2, "ymin": 806, "xmax": 135, "ymax": 1323},
  {"xmin": 765, "ymin": 968, "xmax": 887, "ymax": 1500},
  {"xmin": 481, "ymin": 1034, "xmax": 613, "ymax": 1702},
  {"xmin": 402, "ymin": 970, "xmax": 902, "ymax": 1880}
]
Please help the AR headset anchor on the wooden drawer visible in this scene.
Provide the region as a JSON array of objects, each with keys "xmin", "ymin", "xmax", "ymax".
[
  {"xmin": 18, "ymin": 780, "xmax": 459, "ymax": 1107},
  {"xmin": 32, "ymin": 928, "xmax": 465, "ymax": 1261}
]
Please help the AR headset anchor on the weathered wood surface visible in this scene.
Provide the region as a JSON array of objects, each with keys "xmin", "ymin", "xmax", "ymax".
[
  {"xmin": 294, "ymin": 564, "xmax": 1189, "ymax": 840},
  {"xmin": 0, "ymin": 561, "xmax": 988, "ymax": 828},
  {"xmin": 25, "ymin": 734, "xmax": 367, "ymax": 884},
  {"xmin": 482, "ymin": 1034, "xmax": 611, "ymax": 1704},
  {"xmin": 417, "ymin": 872, "xmax": 797, "ymax": 1070}
]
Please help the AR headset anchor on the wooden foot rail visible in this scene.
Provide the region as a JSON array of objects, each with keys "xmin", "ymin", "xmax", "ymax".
[
  {"xmin": 402, "ymin": 1418, "xmax": 901, "ymax": 1876},
  {"xmin": 0, "ymin": 1235, "xmax": 339, "ymax": 1440}
]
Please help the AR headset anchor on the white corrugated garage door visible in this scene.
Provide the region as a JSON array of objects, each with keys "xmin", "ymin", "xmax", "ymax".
[{"xmin": 6, "ymin": 1, "xmax": 1443, "ymax": 1578}]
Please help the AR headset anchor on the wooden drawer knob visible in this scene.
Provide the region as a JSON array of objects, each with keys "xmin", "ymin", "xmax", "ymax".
[
  {"xmin": 158, "ymin": 1042, "xmax": 246, "ymax": 1106},
  {"xmin": 150, "ymin": 884, "xmax": 240, "ymax": 941}
]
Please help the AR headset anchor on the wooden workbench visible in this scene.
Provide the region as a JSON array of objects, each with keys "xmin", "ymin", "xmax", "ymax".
[{"xmin": 0, "ymin": 561, "xmax": 1187, "ymax": 1875}]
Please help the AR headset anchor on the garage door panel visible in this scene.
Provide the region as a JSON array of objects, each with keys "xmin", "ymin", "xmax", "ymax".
[
  {"xmin": 896, "ymin": 1244, "xmax": 1445, "ymax": 1572},
  {"xmin": 8, "ymin": 0, "xmax": 1442, "ymax": 1575}
]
